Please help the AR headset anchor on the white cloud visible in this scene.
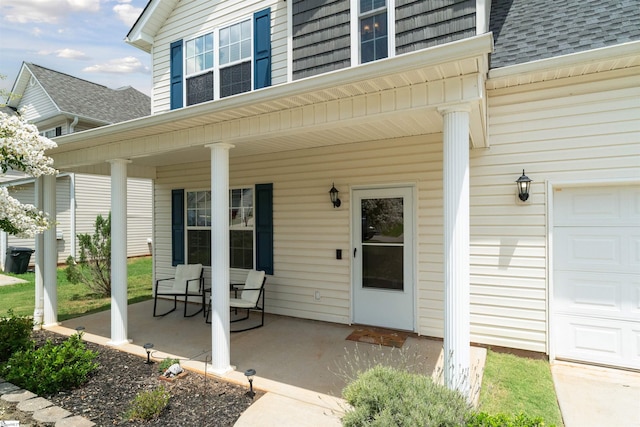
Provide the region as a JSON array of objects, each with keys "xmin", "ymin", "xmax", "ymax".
[
  {"xmin": 82, "ymin": 56, "xmax": 149, "ymax": 74},
  {"xmin": 31, "ymin": 27, "xmax": 43, "ymax": 37},
  {"xmin": 56, "ymin": 48, "xmax": 90, "ymax": 60},
  {"xmin": 2, "ymin": 0, "xmax": 100, "ymax": 24},
  {"xmin": 36, "ymin": 48, "xmax": 90, "ymax": 60},
  {"xmin": 113, "ymin": 2, "xmax": 142, "ymax": 27}
]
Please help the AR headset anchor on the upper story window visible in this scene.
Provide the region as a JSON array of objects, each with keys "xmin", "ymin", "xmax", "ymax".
[
  {"xmin": 359, "ymin": 0, "xmax": 388, "ymax": 64},
  {"xmin": 40, "ymin": 127, "xmax": 62, "ymax": 138},
  {"xmin": 171, "ymin": 8, "xmax": 271, "ymax": 110},
  {"xmin": 219, "ymin": 19, "xmax": 253, "ymax": 98}
]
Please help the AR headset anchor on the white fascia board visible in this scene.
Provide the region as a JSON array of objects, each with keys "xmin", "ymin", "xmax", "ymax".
[
  {"xmin": 51, "ymin": 33, "xmax": 494, "ymax": 152},
  {"xmin": 489, "ymin": 40, "xmax": 640, "ymax": 79}
]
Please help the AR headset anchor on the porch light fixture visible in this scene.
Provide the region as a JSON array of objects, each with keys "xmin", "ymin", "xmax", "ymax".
[
  {"xmin": 329, "ymin": 183, "xmax": 341, "ymax": 208},
  {"xmin": 143, "ymin": 343, "xmax": 154, "ymax": 364},
  {"xmin": 244, "ymin": 368, "xmax": 256, "ymax": 398},
  {"xmin": 516, "ymin": 170, "xmax": 532, "ymax": 202}
]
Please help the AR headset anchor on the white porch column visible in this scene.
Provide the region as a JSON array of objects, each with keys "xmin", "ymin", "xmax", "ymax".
[
  {"xmin": 43, "ymin": 173, "xmax": 58, "ymax": 326},
  {"xmin": 108, "ymin": 159, "xmax": 131, "ymax": 345},
  {"xmin": 440, "ymin": 105, "xmax": 471, "ymax": 398},
  {"xmin": 34, "ymin": 176, "xmax": 45, "ymax": 329},
  {"xmin": 208, "ymin": 142, "xmax": 234, "ymax": 375}
]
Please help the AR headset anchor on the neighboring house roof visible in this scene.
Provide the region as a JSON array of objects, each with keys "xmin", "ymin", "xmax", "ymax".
[
  {"xmin": 8, "ymin": 63, "xmax": 150, "ymax": 124},
  {"xmin": 490, "ymin": 0, "xmax": 640, "ymax": 68},
  {"xmin": 0, "ymin": 105, "xmax": 19, "ymax": 116}
]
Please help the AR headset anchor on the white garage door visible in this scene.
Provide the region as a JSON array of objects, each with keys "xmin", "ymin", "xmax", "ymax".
[{"xmin": 553, "ymin": 185, "xmax": 640, "ymax": 370}]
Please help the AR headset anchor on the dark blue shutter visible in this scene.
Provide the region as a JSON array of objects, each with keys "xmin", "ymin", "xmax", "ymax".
[
  {"xmin": 171, "ymin": 189, "xmax": 185, "ymax": 266},
  {"xmin": 255, "ymin": 183, "xmax": 273, "ymax": 275},
  {"xmin": 253, "ymin": 8, "xmax": 271, "ymax": 90},
  {"xmin": 170, "ymin": 40, "xmax": 183, "ymax": 110}
]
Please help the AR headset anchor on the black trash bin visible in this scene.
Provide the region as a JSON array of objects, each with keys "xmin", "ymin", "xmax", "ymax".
[{"xmin": 5, "ymin": 247, "xmax": 35, "ymax": 274}]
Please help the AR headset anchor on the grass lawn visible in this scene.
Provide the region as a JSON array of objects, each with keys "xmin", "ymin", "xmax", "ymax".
[
  {"xmin": 0, "ymin": 256, "xmax": 152, "ymax": 321},
  {"xmin": 479, "ymin": 349, "xmax": 564, "ymax": 426}
]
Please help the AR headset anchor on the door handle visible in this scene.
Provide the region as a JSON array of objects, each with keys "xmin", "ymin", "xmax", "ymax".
[{"xmin": 353, "ymin": 248, "xmax": 357, "ymax": 258}]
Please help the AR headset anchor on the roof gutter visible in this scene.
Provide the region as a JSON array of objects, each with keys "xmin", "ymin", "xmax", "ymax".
[{"xmin": 488, "ymin": 40, "xmax": 640, "ymax": 79}]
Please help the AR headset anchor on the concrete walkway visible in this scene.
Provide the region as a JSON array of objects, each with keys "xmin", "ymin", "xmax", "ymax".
[
  {"xmin": 551, "ymin": 361, "xmax": 640, "ymax": 427},
  {"xmin": 0, "ymin": 273, "xmax": 27, "ymax": 286}
]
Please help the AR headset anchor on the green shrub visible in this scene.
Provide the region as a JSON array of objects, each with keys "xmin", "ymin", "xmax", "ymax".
[
  {"xmin": 65, "ymin": 213, "xmax": 111, "ymax": 296},
  {"xmin": 126, "ymin": 386, "xmax": 170, "ymax": 421},
  {"xmin": 0, "ymin": 333, "xmax": 98, "ymax": 395},
  {"xmin": 467, "ymin": 412, "xmax": 552, "ymax": 427},
  {"xmin": 158, "ymin": 357, "xmax": 180, "ymax": 373},
  {"xmin": 0, "ymin": 310, "xmax": 33, "ymax": 362},
  {"xmin": 342, "ymin": 365, "xmax": 472, "ymax": 427}
]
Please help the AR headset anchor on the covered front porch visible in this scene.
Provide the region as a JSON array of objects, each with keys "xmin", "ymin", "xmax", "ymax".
[
  {"xmin": 37, "ymin": 33, "xmax": 494, "ymax": 397},
  {"xmin": 48, "ymin": 299, "xmax": 486, "ymax": 404}
]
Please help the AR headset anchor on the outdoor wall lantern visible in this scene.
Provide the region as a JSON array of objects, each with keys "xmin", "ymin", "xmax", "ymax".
[
  {"xmin": 143, "ymin": 343, "xmax": 154, "ymax": 364},
  {"xmin": 244, "ymin": 368, "xmax": 256, "ymax": 398},
  {"xmin": 516, "ymin": 170, "xmax": 532, "ymax": 202},
  {"xmin": 329, "ymin": 183, "xmax": 341, "ymax": 208}
]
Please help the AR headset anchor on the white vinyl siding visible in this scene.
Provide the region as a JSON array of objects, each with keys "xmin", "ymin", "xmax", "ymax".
[
  {"xmin": 151, "ymin": 0, "xmax": 287, "ymax": 113},
  {"xmin": 473, "ymin": 72, "xmax": 640, "ymax": 353},
  {"xmin": 154, "ymin": 134, "xmax": 444, "ymax": 328},
  {"xmin": 16, "ymin": 77, "xmax": 58, "ymax": 123},
  {"xmin": 75, "ymin": 175, "xmax": 153, "ymax": 259},
  {"xmin": 6, "ymin": 177, "xmax": 72, "ymax": 265}
]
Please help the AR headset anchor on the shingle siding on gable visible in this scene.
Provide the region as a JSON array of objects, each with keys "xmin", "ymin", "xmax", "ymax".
[
  {"xmin": 292, "ymin": 0, "xmax": 351, "ymax": 80},
  {"xmin": 395, "ymin": 0, "xmax": 476, "ymax": 54}
]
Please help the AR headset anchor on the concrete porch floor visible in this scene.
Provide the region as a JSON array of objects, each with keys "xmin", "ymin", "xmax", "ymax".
[{"xmin": 48, "ymin": 299, "xmax": 486, "ymax": 424}]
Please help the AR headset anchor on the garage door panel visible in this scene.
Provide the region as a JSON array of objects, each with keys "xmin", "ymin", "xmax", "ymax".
[
  {"xmin": 555, "ymin": 228, "xmax": 630, "ymax": 272},
  {"xmin": 554, "ymin": 187, "xmax": 624, "ymax": 225},
  {"xmin": 555, "ymin": 271, "xmax": 628, "ymax": 316},
  {"xmin": 555, "ymin": 315, "xmax": 637, "ymax": 369}
]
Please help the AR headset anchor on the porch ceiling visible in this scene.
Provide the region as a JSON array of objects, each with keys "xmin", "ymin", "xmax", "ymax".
[{"xmin": 49, "ymin": 34, "xmax": 493, "ymax": 176}]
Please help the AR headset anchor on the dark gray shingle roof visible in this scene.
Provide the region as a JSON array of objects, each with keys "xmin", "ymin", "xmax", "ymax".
[
  {"xmin": 490, "ymin": 0, "xmax": 640, "ymax": 68},
  {"xmin": 26, "ymin": 63, "xmax": 150, "ymax": 123}
]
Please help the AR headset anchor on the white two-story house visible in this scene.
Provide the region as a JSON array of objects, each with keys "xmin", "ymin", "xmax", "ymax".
[{"xmin": 38, "ymin": 0, "xmax": 639, "ymax": 387}]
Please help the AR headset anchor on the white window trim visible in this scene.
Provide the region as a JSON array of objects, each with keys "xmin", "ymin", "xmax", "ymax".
[
  {"xmin": 184, "ymin": 187, "xmax": 256, "ymax": 269},
  {"xmin": 183, "ymin": 15, "xmax": 255, "ymax": 104},
  {"xmin": 350, "ymin": 0, "xmax": 396, "ymax": 66}
]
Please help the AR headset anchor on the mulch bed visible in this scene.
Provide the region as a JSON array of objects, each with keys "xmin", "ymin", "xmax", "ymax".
[{"xmin": 0, "ymin": 330, "xmax": 261, "ymax": 426}]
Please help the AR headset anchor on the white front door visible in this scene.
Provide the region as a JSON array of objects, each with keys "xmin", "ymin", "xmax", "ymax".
[
  {"xmin": 553, "ymin": 184, "xmax": 640, "ymax": 370},
  {"xmin": 352, "ymin": 186, "xmax": 414, "ymax": 331}
]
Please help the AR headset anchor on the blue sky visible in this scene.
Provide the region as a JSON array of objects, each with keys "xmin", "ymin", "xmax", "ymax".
[{"xmin": 0, "ymin": 0, "xmax": 152, "ymax": 98}]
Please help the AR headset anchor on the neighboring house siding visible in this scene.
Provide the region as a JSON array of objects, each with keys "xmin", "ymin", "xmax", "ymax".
[
  {"xmin": 395, "ymin": 0, "xmax": 476, "ymax": 55},
  {"xmin": 471, "ymin": 71, "xmax": 640, "ymax": 352},
  {"xmin": 292, "ymin": 0, "xmax": 351, "ymax": 80},
  {"xmin": 152, "ymin": 0, "xmax": 287, "ymax": 113},
  {"xmin": 7, "ymin": 177, "xmax": 71, "ymax": 264},
  {"xmin": 75, "ymin": 175, "xmax": 153, "ymax": 258},
  {"xmin": 17, "ymin": 78, "xmax": 57, "ymax": 122},
  {"xmin": 154, "ymin": 133, "xmax": 445, "ymax": 328}
]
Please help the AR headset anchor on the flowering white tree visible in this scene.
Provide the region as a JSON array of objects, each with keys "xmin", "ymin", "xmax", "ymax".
[{"xmin": 0, "ymin": 111, "xmax": 57, "ymax": 236}]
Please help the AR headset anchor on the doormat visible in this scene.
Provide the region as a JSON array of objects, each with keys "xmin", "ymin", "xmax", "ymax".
[{"xmin": 345, "ymin": 327, "xmax": 409, "ymax": 348}]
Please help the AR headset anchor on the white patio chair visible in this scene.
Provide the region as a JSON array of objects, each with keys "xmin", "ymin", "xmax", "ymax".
[
  {"xmin": 206, "ymin": 270, "xmax": 266, "ymax": 331},
  {"xmin": 153, "ymin": 264, "xmax": 205, "ymax": 317}
]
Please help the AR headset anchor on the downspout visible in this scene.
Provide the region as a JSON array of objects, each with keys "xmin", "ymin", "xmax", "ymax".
[
  {"xmin": 0, "ymin": 230, "xmax": 6, "ymax": 272},
  {"xmin": 69, "ymin": 173, "xmax": 76, "ymax": 259},
  {"xmin": 69, "ymin": 116, "xmax": 79, "ymax": 133}
]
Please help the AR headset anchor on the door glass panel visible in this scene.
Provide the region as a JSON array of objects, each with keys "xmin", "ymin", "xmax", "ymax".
[{"xmin": 361, "ymin": 197, "xmax": 403, "ymax": 290}]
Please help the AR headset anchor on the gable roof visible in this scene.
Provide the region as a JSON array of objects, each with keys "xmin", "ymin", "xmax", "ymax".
[
  {"xmin": 490, "ymin": 0, "xmax": 640, "ymax": 68},
  {"xmin": 8, "ymin": 63, "xmax": 150, "ymax": 124},
  {"xmin": 126, "ymin": 0, "xmax": 179, "ymax": 53}
]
